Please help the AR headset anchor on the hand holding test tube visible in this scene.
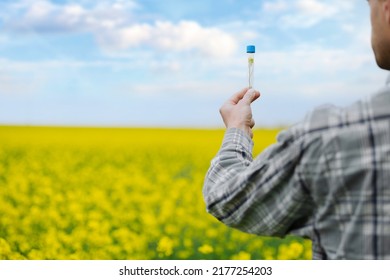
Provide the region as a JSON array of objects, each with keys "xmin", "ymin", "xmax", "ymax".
[{"xmin": 247, "ymin": 45, "xmax": 255, "ymax": 88}]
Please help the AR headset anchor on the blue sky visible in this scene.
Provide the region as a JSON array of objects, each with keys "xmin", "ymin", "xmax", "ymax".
[{"xmin": 0, "ymin": 0, "xmax": 388, "ymax": 127}]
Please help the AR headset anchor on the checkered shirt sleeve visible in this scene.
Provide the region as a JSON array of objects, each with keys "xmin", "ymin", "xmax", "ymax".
[{"xmin": 203, "ymin": 85, "xmax": 390, "ymax": 259}]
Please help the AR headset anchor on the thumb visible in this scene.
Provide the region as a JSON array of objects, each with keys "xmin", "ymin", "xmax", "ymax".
[{"xmin": 242, "ymin": 89, "xmax": 260, "ymax": 104}]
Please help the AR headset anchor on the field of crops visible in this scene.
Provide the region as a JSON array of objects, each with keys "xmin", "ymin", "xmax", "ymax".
[{"xmin": 0, "ymin": 126, "xmax": 311, "ymax": 260}]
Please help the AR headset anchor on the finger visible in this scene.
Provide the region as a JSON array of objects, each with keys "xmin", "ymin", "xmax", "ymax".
[
  {"xmin": 242, "ymin": 89, "xmax": 261, "ymax": 105},
  {"xmin": 228, "ymin": 88, "xmax": 250, "ymax": 104},
  {"xmin": 249, "ymin": 118, "xmax": 255, "ymax": 128},
  {"xmin": 249, "ymin": 129, "xmax": 253, "ymax": 139},
  {"xmin": 252, "ymin": 90, "xmax": 261, "ymax": 102}
]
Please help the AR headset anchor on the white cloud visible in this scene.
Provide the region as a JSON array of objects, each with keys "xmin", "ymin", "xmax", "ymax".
[
  {"xmin": 340, "ymin": 21, "xmax": 372, "ymax": 56},
  {"xmin": 4, "ymin": 0, "xmax": 237, "ymax": 58},
  {"xmin": 262, "ymin": 0, "xmax": 354, "ymax": 28},
  {"xmin": 120, "ymin": 80, "xmax": 240, "ymax": 98},
  {"xmin": 25, "ymin": 0, "xmax": 54, "ymax": 19},
  {"xmin": 7, "ymin": 0, "xmax": 133, "ymax": 33},
  {"xmin": 296, "ymin": 0, "xmax": 334, "ymax": 15},
  {"xmin": 0, "ymin": 57, "xmax": 147, "ymax": 73},
  {"xmin": 263, "ymin": 0, "xmax": 289, "ymax": 12},
  {"xmin": 96, "ymin": 20, "xmax": 237, "ymax": 58},
  {"xmin": 258, "ymin": 47, "xmax": 373, "ymax": 76}
]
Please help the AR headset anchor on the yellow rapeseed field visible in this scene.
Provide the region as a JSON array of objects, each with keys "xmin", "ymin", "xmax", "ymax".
[{"xmin": 0, "ymin": 126, "xmax": 311, "ymax": 260}]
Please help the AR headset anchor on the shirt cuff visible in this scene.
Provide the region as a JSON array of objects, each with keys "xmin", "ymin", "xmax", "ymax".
[{"xmin": 222, "ymin": 128, "xmax": 254, "ymax": 158}]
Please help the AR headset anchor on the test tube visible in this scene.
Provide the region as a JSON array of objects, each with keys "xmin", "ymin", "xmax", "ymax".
[{"xmin": 247, "ymin": 45, "xmax": 255, "ymax": 88}]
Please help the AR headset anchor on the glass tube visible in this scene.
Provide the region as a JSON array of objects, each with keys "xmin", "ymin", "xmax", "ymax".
[{"xmin": 248, "ymin": 53, "xmax": 254, "ymax": 88}]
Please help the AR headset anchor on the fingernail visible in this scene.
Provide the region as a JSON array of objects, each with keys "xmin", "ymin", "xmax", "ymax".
[{"xmin": 247, "ymin": 89, "xmax": 255, "ymax": 98}]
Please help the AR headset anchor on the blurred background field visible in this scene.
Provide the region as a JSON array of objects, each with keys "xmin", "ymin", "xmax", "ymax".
[{"xmin": 0, "ymin": 126, "xmax": 311, "ymax": 260}]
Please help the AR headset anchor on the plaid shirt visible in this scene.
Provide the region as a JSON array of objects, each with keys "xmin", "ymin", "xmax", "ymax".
[{"xmin": 203, "ymin": 80, "xmax": 390, "ymax": 259}]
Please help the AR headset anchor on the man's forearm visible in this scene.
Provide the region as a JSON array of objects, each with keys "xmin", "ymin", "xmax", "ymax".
[{"xmin": 203, "ymin": 128, "xmax": 254, "ymax": 222}]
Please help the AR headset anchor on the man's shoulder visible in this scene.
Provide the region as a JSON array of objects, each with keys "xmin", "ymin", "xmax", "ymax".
[{"xmin": 278, "ymin": 85, "xmax": 390, "ymax": 144}]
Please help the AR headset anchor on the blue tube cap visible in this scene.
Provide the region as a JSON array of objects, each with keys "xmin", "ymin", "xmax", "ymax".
[{"xmin": 246, "ymin": 45, "xmax": 255, "ymax": 53}]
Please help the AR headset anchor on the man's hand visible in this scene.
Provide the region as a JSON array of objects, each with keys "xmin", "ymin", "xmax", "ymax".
[{"xmin": 219, "ymin": 88, "xmax": 261, "ymax": 139}]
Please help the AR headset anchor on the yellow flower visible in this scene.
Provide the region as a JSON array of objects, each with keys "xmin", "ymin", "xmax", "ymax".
[
  {"xmin": 198, "ymin": 244, "xmax": 214, "ymax": 254},
  {"xmin": 157, "ymin": 236, "xmax": 174, "ymax": 257},
  {"xmin": 289, "ymin": 242, "xmax": 304, "ymax": 258},
  {"xmin": 277, "ymin": 242, "xmax": 304, "ymax": 259},
  {"xmin": 0, "ymin": 238, "xmax": 12, "ymax": 259},
  {"xmin": 231, "ymin": 251, "xmax": 251, "ymax": 260},
  {"xmin": 0, "ymin": 126, "xmax": 312, "ymax": 260}
]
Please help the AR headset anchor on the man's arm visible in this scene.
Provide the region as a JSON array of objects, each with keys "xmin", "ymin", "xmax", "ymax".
[{"xmin": 203, "ymin": 88, "xmax": 314, "ymax": 237}]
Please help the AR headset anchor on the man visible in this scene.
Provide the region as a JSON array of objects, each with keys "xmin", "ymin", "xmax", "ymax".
[{"xmin": 203, "ymin": 0, "xmax": 390, "ymax": 259}]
